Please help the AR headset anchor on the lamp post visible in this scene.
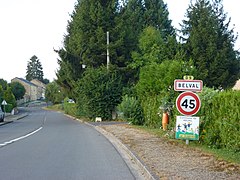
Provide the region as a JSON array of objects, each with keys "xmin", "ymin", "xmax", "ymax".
[{"xmin": 107, "ymin": 31, "xmax": 110, "ymax": 70}]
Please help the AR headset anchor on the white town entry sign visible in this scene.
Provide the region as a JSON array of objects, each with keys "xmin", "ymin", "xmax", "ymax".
[{"xmin": 174, "ymin": 80, "xmax": 203, "ymax": 92}]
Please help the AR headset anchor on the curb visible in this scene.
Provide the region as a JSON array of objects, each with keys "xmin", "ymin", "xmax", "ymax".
[
  {"xmin": 67, "ymin": 115, "xmax": 156, "ymax": 180},
  {"xmin": 95, "ymin": 126, "xmax": 156, "ymax": 180},
  {"xmin": 0, "ymin": 113, "xmax": 29, "ymax": 126}
]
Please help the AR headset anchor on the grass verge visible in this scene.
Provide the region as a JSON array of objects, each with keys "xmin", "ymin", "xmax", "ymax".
[{"xmin": 134, "ymin": 125, "xmax": 240, "ymax": 165}]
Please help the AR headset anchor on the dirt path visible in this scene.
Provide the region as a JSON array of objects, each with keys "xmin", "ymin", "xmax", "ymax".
[{"xmin": 100, "ymin": 124, "xmax": 240, "ymax": 180}]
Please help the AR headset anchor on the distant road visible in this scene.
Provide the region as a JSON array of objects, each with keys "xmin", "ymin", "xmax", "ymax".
[{"xmin": 0, "ymin": 107, "xmax": 135, "ymax": 180}]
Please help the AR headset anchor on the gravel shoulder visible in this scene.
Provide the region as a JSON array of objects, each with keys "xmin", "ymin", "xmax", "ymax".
[{"xmin": 100, "ymin": 124, "xmax": 240, "ymax": 180}]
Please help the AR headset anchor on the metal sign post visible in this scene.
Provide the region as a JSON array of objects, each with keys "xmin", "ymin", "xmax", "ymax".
[{"xmin": 1, "ymin": 100, "xmax": 7, "ymax": 114}]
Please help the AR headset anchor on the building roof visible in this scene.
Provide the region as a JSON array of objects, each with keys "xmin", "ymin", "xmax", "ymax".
[{"xmin": 14, "ymin": 77, "xmax": 37, "ymax": 87}]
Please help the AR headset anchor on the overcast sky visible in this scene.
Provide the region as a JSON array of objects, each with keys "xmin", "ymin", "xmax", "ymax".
[{"xmin": 0, "ymin": 0, "xmax": 239, "ymax": 83}]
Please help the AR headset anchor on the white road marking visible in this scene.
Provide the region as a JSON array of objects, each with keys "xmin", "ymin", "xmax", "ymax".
[{"xmin": 0, "ymin": 127, "xmax": 43, "ymax": 147}]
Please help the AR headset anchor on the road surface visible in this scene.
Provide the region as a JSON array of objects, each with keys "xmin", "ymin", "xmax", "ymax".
[{"xmin": 0, "ymin": 106, "xmax": 136, "ymax": 180}]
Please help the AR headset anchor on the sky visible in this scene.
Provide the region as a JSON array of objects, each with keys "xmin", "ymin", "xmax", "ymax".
[{"xmin": 0, "ymin": 0, "xmax": 239, "ymax": 83}]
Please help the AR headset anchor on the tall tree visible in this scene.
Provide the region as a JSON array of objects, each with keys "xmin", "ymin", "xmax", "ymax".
[
  {"xmin": 181, "ymin": 0, "xmax": 239, "ymax": 88},
  {"xmin": 130, "ymin": 26, "xmax": 178, "ymax": 70},
  {"xmin": 45, "ymin": 81, "xmax": 64, "ymax": 104},
  {"xmin": 117, "ymin": 0, "xmax": 177, "ymax": 83},
  {"xmin": 56, "ymin": 0, "xmax": 177, "ymax": 92},
  {"xmin": 56, "ymin": 0, "xmax": 120, "ymax": 94},
  {"xmin": 0, "ymin": 79, "xmax": 8, "ymax": 90},
  {"xmin": 26, "ymin": 55, "xmax": 44, "ymax": 82},
  {"xmin": 3, "ymin": 86, "xmax": 16, "ymax": 108},
  {"xmin": 143, "ymin": 0, "xmax": 175, "ymax": 38},
  {"xmin": 9, "ymin": 82, "xmax": 26, "ymax": 100}
]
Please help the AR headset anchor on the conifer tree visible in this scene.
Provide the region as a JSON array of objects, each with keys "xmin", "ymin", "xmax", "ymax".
[
  {"xmin": 181, "ymin": 0, "xmax": 239, "ymax": 88},
  {"xmin": 56, "ymin": 0, "xmax": 120, "ymax": 92},
  {"xmin": 26, "ymin": 55, "xmax": 44, "ymax": 82},
  {"xmin": 143, "ymin": 0, "xmax": 175, "ymax": 38}
]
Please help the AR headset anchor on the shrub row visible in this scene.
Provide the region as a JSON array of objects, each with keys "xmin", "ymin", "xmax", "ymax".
[
  {"xmin": 199, "ymin": 90, "xmax": 240, "ymax": 151},
  {"xmin": 117, "ymin": 86, "xmax": 240, "ymax": 151}
]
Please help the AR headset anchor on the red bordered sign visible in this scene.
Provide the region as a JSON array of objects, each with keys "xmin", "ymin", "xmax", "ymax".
[
  {"xmin": 176, "ymin": 91, "xmax": 201, "ymax": 116},
  {"xmin": 174, "ymin": 80, "xmax": 203, "ymax": 92}
]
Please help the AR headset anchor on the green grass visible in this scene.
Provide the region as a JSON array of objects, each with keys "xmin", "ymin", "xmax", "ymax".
[
  {"xmin": 194, "ymin": 144, "xmax": 240, "ymax": 164},
  {"xmin": 44, "ymin": 104, "xmax": 64, "ymax": 112}
]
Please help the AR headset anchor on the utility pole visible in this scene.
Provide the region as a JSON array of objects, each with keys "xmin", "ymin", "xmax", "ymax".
[{"xmin": 107, "ymin": 31, "xmax": 110, "ymax": 70}]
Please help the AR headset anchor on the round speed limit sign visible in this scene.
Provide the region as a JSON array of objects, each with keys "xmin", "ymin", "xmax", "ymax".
[{"xmin": 176, "ymin": 91, "xmax": 201, "ymax": 116}]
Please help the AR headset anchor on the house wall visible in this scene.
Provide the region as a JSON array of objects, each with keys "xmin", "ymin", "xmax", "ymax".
[
  {"xmin": 11, "ymin": 78, "xmax": 38, "ymax": 102},
  {"xmin": 31, "ymin": 79, "xmax": 46, "ymax": 99}
]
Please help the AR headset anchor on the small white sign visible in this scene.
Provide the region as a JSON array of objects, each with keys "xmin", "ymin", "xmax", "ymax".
[
  {"xmin": 1, "ymin": 100, "xmax": 7, "ymax": 105},
  {"xmin": 174, "ymin": 80, "xmax": 203, "ymax": 92},
  {"xmin": 176, "ymin": 116, "xmax": 200, "ymax": 140}
]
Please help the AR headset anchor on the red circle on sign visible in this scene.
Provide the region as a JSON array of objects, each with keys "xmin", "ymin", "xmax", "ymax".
[{"xmin": 176, "ymin": 91, "xmax": 201, "ymax": 116}]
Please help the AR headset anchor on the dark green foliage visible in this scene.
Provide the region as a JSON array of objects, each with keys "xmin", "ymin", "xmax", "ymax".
[
  {"xmin": 56, "ymin": 0, "xmax": 120, "ymax": 95},
  {"xmin": 117, "ymin": 95, "xmax": 144, "ymax": 125},
  {"xmin": 45, "ymin": 81, "xmax": 64, "ymax": 104},
  {"xmin": 199, "ymin": 90, "xmax": 240, "ymax": 151},
  {"xmin": 136, "ymin": 60, "xmax": 195, "ymax": 128},
  {"xmin": 75, "ymin": 67, "xmax": 123, "ymax": 120},
  {"xmin": 143, "ymin": 0, "xmax": 175, "ymax": 37},
  {"xmin": 136, "ymin": 60, "xmax": 194, "ymax": 98},
  {"xmin": 63, "ymin": 98, "xmax": 78, "ymax": 116},
  {"xmin": 141, "ymin": 95, "xmax": 162, "ymax": 128},
  {"xmin": 1, "ymin": 104, "xmax": 13, "ymax": 113},
  {"xmin": 0, "ymin": 85, "xmax": 4, "ymax": 103},
  {"xmin": 56, "ymin": 59, "xmax": 79, "ymax": 98},
  {"xmin": 56, "ymin": 0, "xmax": 176, "ymax": 93},
  {"xmin": 181, "ymin": 0, "xmax": 239, "ymax": 88},
  {"xmin": 26, "ymin": 55, "xmax": 44, "ymax": 82},
  {"xmin": 0, "ymin": 79, "xmax": 8, "ymax": 90},
  {"xmin": 42, "ymin": 79, "xmax": 50, "ymax": 84},
  {"xmin": 9, "ymin": 82, "xmax": 26, "ymax": 100},
  {"xmin": 130, "ymin": 26, "xmax": 178, "ymax": 70},
  {"xmin": 3, "ymin": 87, "xmax": 16, "ymax": 108}
]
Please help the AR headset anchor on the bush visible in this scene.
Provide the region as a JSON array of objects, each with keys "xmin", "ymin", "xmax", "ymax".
[
  {"xmin": 75, "ymin": 67, "xmax": 123, "ymax": 120},
  {"xmin": 63, "ymin": 98, "xmax": 78, "ymax": 116},
  {"xmin": 1, "ymin": 104, "xmax": 13, "ymax": 113},
  {"xmin": 200, "ymin": 90, "xmax": 240, "ymax": 151},
  {"xmin": 117, "ymin": 95, "xmax": 144, "ymax": 125},
  {"xmin": 141, "ymin": 95, "xmax": 162, "ymax": 128}
]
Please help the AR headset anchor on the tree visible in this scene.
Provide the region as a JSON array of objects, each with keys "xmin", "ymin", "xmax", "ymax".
[
  {"xmin": 143, "ymin": 0, "xmax": 175, "ymax": 37},
  {"xmin": 56, "ymin": 0, "xmax": 120, "ymax": 94},
  {"xmin": 3, "ymin": 86, "xmax": 17, "ymax": 108},
  {"xmin": 26, "ymin": 55, "xmax": 44, "ymax": 82},
  {"xmin": 119, "ymin": 0, "xmax": 177, "ymax": 84},
  {"xmin": 45, "ymin": 81, "xmax": 64, "ymax": 104},
  {"xmin": 9, "ymin": 82, "xmax": 26, "ymax": 100},
  {"xmin": 181, "ymin": 0, "xmax": 239, "ymax": 88},
  {"xmin": 0, "ymin": 79, "xmax": 8, "ymax": 90},
  {"xmin": 75, "ymin": 66, "xmax": 123, "ymax": 120},
  {"xmin": 130, "ymin": 26, "xmax": 178, "ymax": 70},
  {"xmin": 0, "ymin": 85, "xmax": 3, "ymax": 104},
  {"xmin": 42, "ymin": 78, "xmax": 50, "ymax": 84}
]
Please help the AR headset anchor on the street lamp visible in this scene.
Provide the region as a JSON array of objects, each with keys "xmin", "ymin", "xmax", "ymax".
[{"xmin": 107, "ymin": 31, "xmax": 110, "ymax": 70}]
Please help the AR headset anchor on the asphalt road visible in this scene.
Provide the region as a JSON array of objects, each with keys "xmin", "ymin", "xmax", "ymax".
[{"xmin": 0, "ymin": 107, "xmax": 135, "ymax": 180}]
